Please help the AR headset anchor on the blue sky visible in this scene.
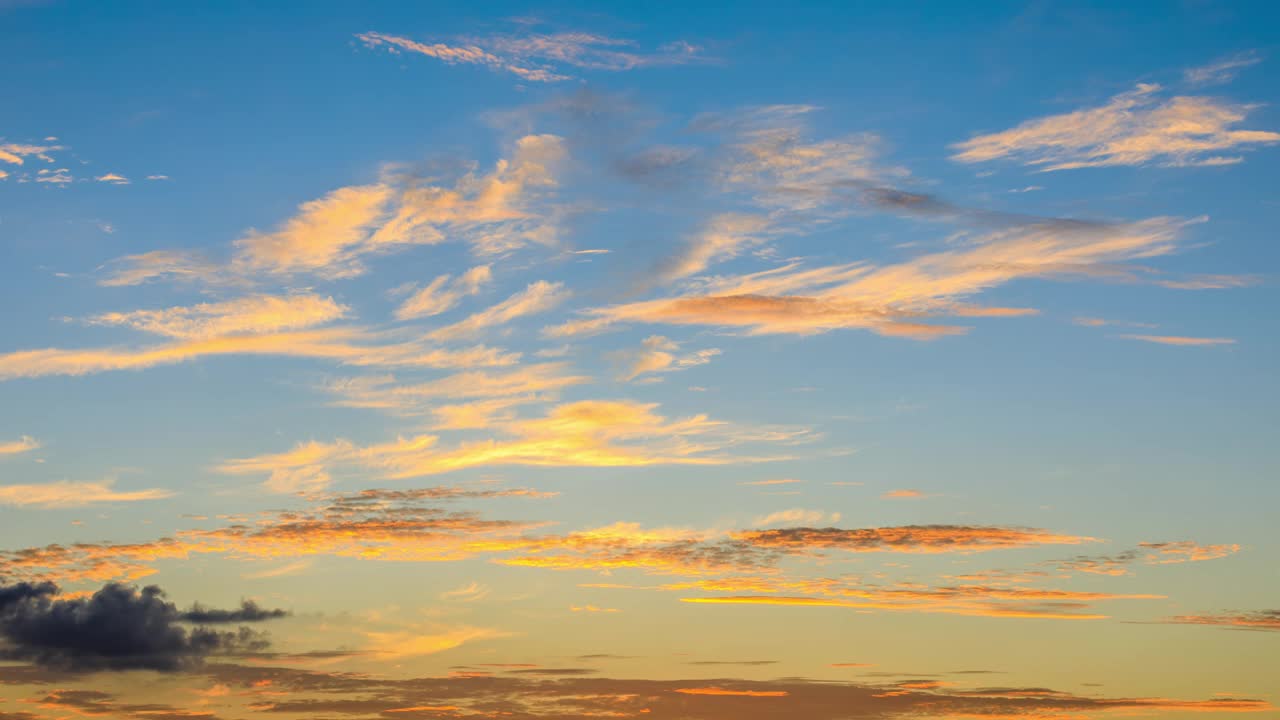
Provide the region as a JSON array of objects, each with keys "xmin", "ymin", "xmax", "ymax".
[{"xmin": 1, "ymin": 2, "xmax": 1278, "ymax": 719}]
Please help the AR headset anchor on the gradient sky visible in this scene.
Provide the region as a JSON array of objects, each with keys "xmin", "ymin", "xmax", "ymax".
[{"xmin": 2, "ymin": 2, "xmax": 1279, "ymax": 719}]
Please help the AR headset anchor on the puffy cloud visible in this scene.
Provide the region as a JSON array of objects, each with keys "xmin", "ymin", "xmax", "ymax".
[
  {"xmin": 951, "ymin": 83, "xmax": 1280, "ymax": 170},
  {"xmin": 0, "ymin": 580, "xmax": 284, "ymax": 671}
]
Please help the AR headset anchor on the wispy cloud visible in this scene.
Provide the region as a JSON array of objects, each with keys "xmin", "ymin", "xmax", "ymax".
[
  {"xmin": 550, "ymin": 217, "xmax": 1186, "ymax": 339},
  {"xmin": 1184, "ymin": 51, "xmax": 1263, "ymax": 86},
  {"xmin": 1118, "ymin": 334, "xmax": 1236, "ymax": 346},
  {"xmin": 0, "ymin": 478, "xmax": 174, "ymax": 508},
  {"xmin": 394, "ymin": 266, "xmax": 493, "ymax": 320},
  {"xmin": 101, "ymin": 134, "xmax": 567, "ymax": 285},
  {"xmin": 1163, "ymin": 610, "xmax": 1280, "ymax": 632},
  {"xmin": 357, "ymin": 29, "xmax": 701, "ymax": 83},
  {"xmin": 952, "ymin": 82, "xmax": 1280, "ymax": 169},
  {"xmin": 607, "ymin": 335, "xmax": 720, "ymax": 382},
  {"xmin": 951, "ymin": 83, "xmax": 1280, "ymax": 170},
  {"xmin": 219, "ymin": 399, "xmax": 801, "ymax": 490},
  {"xmin": 0, "ymin": 435, "xmax": 40, "ymax": 456},
  {"xmin": 85, "ymin": 293, "xmax": 349, "ymax": 339},
  {"xmin": 429, "ymin": 280, "xmax": 570, "ymax": 340}
]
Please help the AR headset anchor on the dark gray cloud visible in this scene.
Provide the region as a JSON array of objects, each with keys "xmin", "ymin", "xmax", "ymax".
[
  {"xmin": 179, "ymin": 599, "xmax": 289, "ymax": 624},
  {"xmin": 0, "ymin": 581, "xmax": 286, "ymax": 671}
]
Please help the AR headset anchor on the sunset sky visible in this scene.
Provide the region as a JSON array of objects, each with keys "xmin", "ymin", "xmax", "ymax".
[{"xmin": 2, "ymin": 2, "xmax": 1279, "ymax": 719}]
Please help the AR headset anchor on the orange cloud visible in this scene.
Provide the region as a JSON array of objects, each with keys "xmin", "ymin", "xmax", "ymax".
[
  {"xmin": 951, "ymin": 83, "xmax": 1280, "ymax": 169},
  {"xmin": 674, "ymin": 687, "xmax": 788, "ymax": 697},
  {"xmin": 733, "ymin": 525, "xmax": 1095, "ymax": 553},
  {"xmin": 1119, "ymin": 334, "xmax": 1237, "ymax": 346},
  {"xmin": 1163, "ymin": 610, "xmax": 1280, "ymax": 632},
  {"xmin": 0, "ymin": 479, "xmax": 174, "ymax": 508},
  {"xmin": 0, "ymin": 435, "xmax": 40, "ymax": 456}
]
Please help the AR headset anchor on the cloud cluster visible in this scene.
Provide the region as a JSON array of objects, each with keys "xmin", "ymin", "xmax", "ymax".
[{"xmin": 0, "ymin": 581, "xmax": 285, "ymax": 671}]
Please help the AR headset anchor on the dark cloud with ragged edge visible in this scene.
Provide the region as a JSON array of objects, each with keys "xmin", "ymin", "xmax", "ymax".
[{"xmin": 0, "ymin": 580, "xmax": 287, "ymax": 671}]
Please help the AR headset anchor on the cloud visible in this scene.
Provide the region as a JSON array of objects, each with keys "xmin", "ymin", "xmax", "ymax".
[
  {"xmin": 93, "ymin": 172, "xmax": 129, "ymax": 184},
  {"xmin": 549, "ymin": 217, "xmax": 1188, "ymax": 339},
  {"xmin": 678, "ymin": 579, "xmax": 1161, "ymax": 620},
  {"xmin": 881, "ymin": 489, "xmax": 926, "ymax": 499},
  {"xmin": 440, "ymin": 582, "xmax": 490, "ymax": 602},
  {"xmin": 322, "ymin": 363, "xmax": 589, "ymax": 417},
  {"xmin": 0, "ymin": 327, "xmax": 519, "ymax": 381},
  {"xmin": 733, "ymin": 525, "xmax": 1095, "ymax": 553},
  {"xmin": 220, "ymin": 399, "xmax": 800, "ymax": 487},
  {"xmin": 0, "ymin": 580, "xmax": 284, "ymax": 671},
  {"xmin": 1138, "ymin": 541, "xmax": 1240, "ymax": 564},
  {"xmin": 179, "ymin": 600, "xmax": 290, "ymax": 624},
  {"xmin": 0, "ymin": 141, "xmax": 61, "ymax": 165},
  {"xmin": 357, "ymin": 29, "xmax": 701, "ymax": 83},
  {"xmin": 101, "ymin": 134, "xmax": 566, "ymax": 284},
  {"xmin": 1118, "ymin": 334, "xmax": 1236, "ymax": 346},
  {"xmin": 0, "ymin": 436, "xmax": 39, "ymax": 456},
  {"xmin": 652, "ymin": 213, "xmax": 773, "ymax": 286},
  {"xmin": 394, "ymin": 265, "xmax": 493, "ymax": 320},
  {"xmin": 193, "ymin": 663, "xmax": 1272, "ymax": 719},
  {"xmin": 1163, "ymin": 610, "xmax": 1280, "ymax": 632},
  {"xmin": 0, "ymin": 479, "xmax": 174, "ymax": 508},
  {"xmin": 428, "ymin": 280, "xmax": 569, "ymax": 340},
  {"xmin": 753, "ymin": 508, "xmax": 841, "ymax": 526},
  {"xmin": 97, "ymin": 250, "xmax": 225, "ymax": 287},
  {"xmin": 951, "ymin": 83, "xmax": 1280, "ymax": 169},
  {"xmin": 86, "ymin": 293, "xmax": 349, "ymax": 339},
  {"xmin": 675, "ymin": 687, "xmax": 788, "ymax": 697},
  {"xmin": 362, "ymin": 625, "xmax": 506, "ymax": 659},
  {"xmin": 1185, "ymin": 51, "xmax": 1263, "ymax": 86},
  {"xmin": 231, "ymin": 184, "xmax": 396, "ymax": 277},
  {"xmin": 741, "ymin": 478, "xmax": 801, "ymax": 486},
  {"xmin": 570, "ymin": 604, "xmax": 620, "ymax": 613},
  {"xmin": 607, "ymin": 335, "xmax": 721, "ymax": 381}
]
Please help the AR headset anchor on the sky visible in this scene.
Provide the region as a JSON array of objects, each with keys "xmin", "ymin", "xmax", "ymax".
[{"xmin": 1, "ymin": 1, "xmax": 1278, "ymax": 718}]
